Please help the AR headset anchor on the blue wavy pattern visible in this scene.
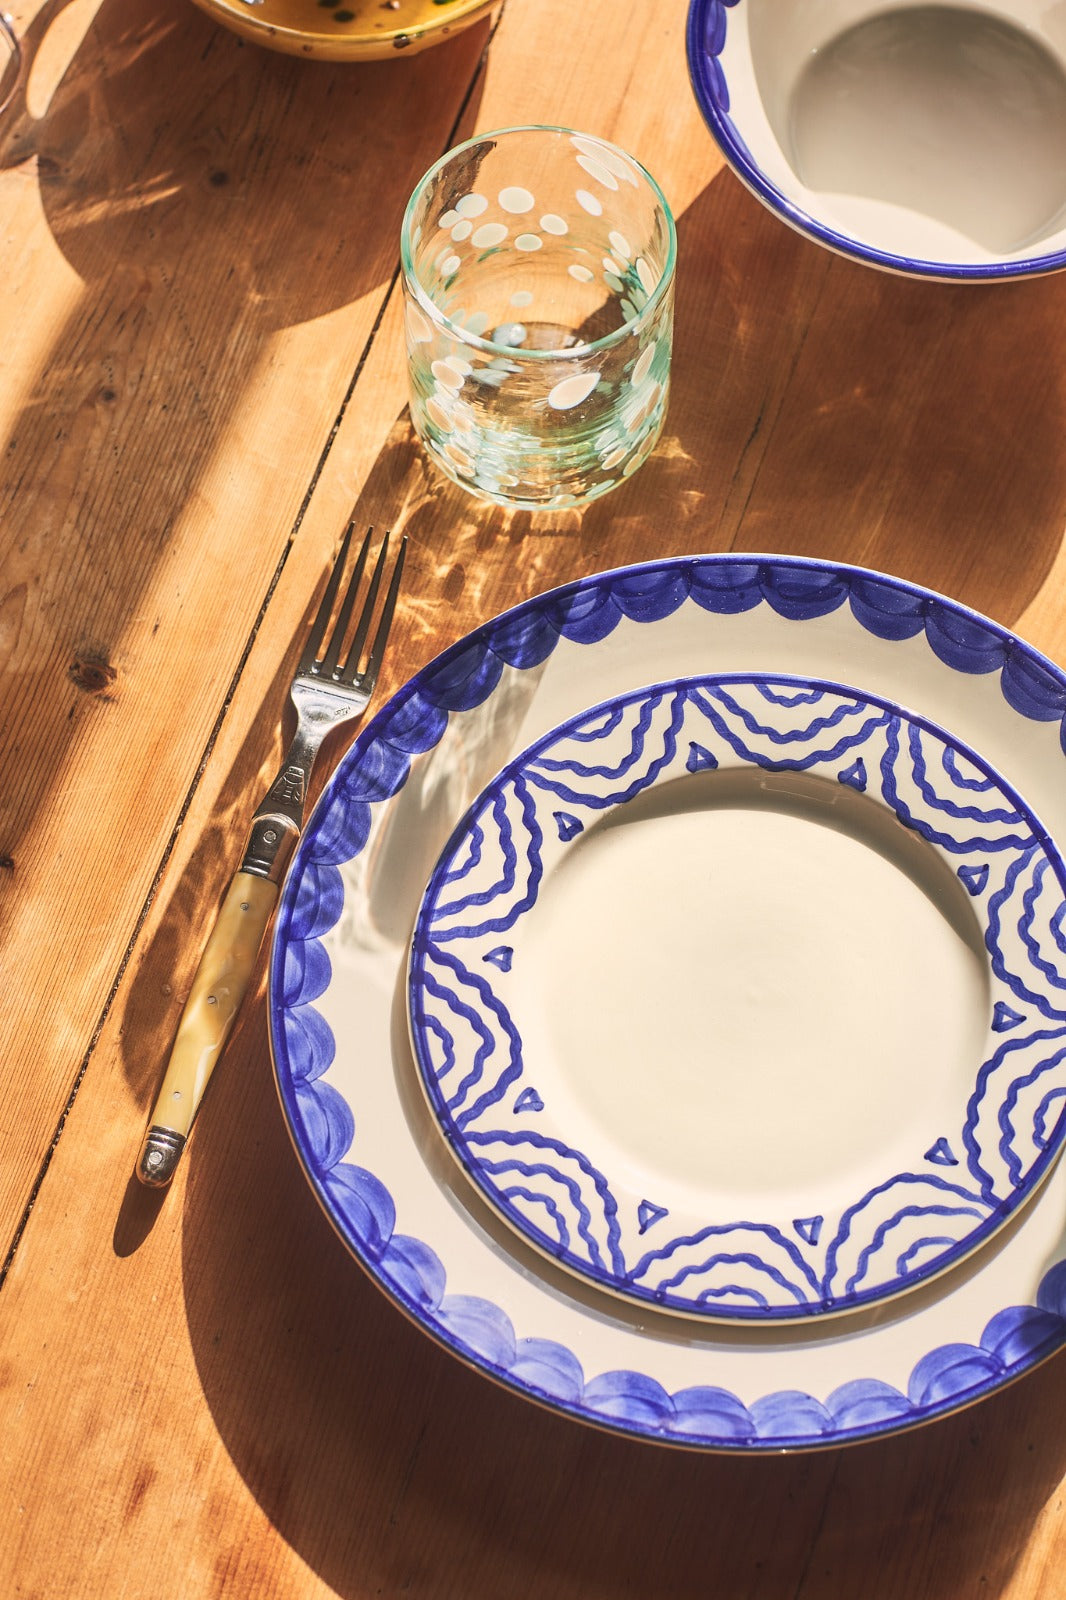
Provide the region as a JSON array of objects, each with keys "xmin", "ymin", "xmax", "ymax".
[
  {"xmin": 423, "ymin": 947, "xmax": 524, "ymax": 1128},
  {"xmin": 880, "ymin": 721, "xmax": 1037, "ymax": 854},
  {"xmin": 433, "ymin": 779, "xmax": 543, "ymax": 929},
  {"xmin": 469, "ymin": 1134, "xmax": 625, "ymax": 1277},
  {"xmin": 942, "ymin": 746, "xmax": 998, "ymax": 793},
  {"xmin": 409, "ymin": 672, "xmax": 1066, "ymax": 1319},
  {"xmin": 271, "ymin": 556, "xmax": 1066, "ymax": 1449}
]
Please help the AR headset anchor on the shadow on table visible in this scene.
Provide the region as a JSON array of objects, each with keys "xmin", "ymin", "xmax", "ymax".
[
  {"xmin": 175, "ymin": 156, "xmax": 1066, "ymax": 1599},
  {"xmin": 320, "ymin": 161, "xmax": 1066, "ymax": 638},
  {"xmin": 179, "ymin": 1000, "xmax": 1066, "ymax": 1599},
  {"xmin": 0, "ymin": 0, "xmax": 487, "ymax": 900},
  {"xmin": 0, "ymin": 0, "xmax": 487, "ymax": 1130}
]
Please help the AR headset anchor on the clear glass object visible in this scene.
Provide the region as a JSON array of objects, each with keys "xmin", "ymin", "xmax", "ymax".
[
  {"xmin": 400, "ymin": 125, "xmax": 677, "ymax": 509},
  {"xmin": 0, "ymin": 14, "xmax": 21, "ymax": 115}
]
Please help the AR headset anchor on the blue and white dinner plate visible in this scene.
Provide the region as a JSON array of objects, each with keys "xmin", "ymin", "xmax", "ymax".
[
  {"xmin": 406, "ymin": 671, "xmax": 1066, "ymax": 1322},
  {"xmin": 269, "ymin": 555, "xmax": 1066, "ymax": 1450}
]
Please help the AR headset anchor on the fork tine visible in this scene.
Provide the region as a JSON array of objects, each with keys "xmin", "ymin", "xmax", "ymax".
[
  {"xmin": 337, "ymin": 531, "xmax": 392, "ymax": 679},
  {"xmin": 362, "ymin": 535, "xmax": 408, "ymax": 687},
  {"xmin": 320, "ymin": 525, "xmax": 372, "ymax": 677},
  {"xmin": 297, "ymin": 521, "xmax": 357, "ymax": 676}
]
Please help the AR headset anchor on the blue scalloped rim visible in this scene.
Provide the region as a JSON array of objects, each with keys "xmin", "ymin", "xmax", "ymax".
[
  {"xmin": 685, "ymin": 0, "xmax": 1066, "ymax": 283},
  {"xmin": 269, "ymin": 554, "xmax": 1066, "ymax": 1451}
]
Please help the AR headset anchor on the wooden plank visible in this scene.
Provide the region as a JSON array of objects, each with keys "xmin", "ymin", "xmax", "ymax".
[
  {"xmin": 735, "ymin": 255, "xmax": 1066, "ymax": 636},
  {"xmin": 6, "ymin": 0, "xmax": 1066, "ymax": 1595},
  {"xmin": 0, "ymin": 0, "xmax": 491, "ymax": 1245}
]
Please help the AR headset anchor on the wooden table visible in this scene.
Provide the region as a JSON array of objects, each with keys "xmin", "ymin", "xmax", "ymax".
[{"xmin": 5, "ymin": 0, "xmax": 1066, "ymax": 1592}]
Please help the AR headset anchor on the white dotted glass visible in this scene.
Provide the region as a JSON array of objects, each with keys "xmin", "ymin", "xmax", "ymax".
[{"xmin": 400, "ymin": 125, "xmax": 676, "ymax": 509}]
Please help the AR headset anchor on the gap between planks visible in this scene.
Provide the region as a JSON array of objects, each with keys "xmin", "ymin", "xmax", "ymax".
[{"xmin": 0, "ymin": 9, "xmax": 505, "ymax": 1290}]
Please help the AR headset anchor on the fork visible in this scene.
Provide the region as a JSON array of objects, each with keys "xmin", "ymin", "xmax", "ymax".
[{"xmin": 136, "ymin": 524, "xmax": 407, "ymax": 1189}]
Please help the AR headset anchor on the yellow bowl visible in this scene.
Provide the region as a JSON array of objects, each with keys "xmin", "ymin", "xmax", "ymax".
[{"xmin": 189, "ymin": 0, "xmax": 499, "ymax": 60}]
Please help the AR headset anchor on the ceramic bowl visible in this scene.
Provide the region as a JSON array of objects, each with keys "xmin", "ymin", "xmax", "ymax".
[
  {"xmin": 189, "ymin": 0, "xmax": 497, "ymax": 62},
  {"xmin": 687, "ymin": 0, "xmax": 1066, "ymax": 280}
]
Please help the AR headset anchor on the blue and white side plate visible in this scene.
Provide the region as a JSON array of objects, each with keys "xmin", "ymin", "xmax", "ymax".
[
  {"xmin": 270, "ymin": 556, "xmax": 1066, "ymax": 1451},
  {"xmin": 407, "ymin": 673, "xmax": 1066, "ymax": 1321}
]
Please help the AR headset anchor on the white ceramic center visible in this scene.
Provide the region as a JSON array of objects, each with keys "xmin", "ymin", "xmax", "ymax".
[
  {"xmin": 514, "ymin": 781, "xmax": 989, "ymax": 1216},
  {"xmin": 786, "ymin": 6, "xmax": 1066, "ymax": 253}
]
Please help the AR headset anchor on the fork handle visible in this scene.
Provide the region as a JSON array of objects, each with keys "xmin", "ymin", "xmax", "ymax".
[{"xmin": 135, "ymin": 871, "xmax": 278, "ymax": 1188}]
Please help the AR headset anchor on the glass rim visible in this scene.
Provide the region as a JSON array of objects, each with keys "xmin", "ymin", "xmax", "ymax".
[{"xmin": 399, "ymin": 123, "xmax": 678, "ymax": 362}]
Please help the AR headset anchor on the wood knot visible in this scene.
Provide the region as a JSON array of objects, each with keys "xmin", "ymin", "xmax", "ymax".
[{"xmin": 69, "ymin": 648, "xmax": 117, "ymax": 695}]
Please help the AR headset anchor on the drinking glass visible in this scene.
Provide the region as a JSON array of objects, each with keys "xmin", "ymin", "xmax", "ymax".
[
  {"xmin": 400, "ymin": 125, "xmax": 676, "ymax": 508},
  {"xmin": 0, "ymin": 14, "xmax": 20, "ymax": 115}
]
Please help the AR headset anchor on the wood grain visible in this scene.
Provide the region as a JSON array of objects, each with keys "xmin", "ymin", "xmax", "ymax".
[
  {"xmin": 4, "ymin": 0, "xmax": 1066, "ymax": 1595},
  {"xmin": 0, "ymin": 0, "xmax": 492, "ymax": 1244}
]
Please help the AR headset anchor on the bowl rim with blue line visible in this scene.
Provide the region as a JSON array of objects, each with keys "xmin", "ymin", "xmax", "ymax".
[{"xmin": 686, "ymin": 0, "xmax": 1066, "ymax": 282}]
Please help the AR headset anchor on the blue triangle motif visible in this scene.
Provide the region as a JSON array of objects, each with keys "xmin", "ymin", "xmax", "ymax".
[
  {"xmin": 925, "ymin": 1137, "xmax": 958, "ymax": 1167},
  {"xmin": 958, "ymin": 864, "xmax": 989, "ymax": 896},
  {"xmin": 686, "ymin": 742, "xmax": 718, "ymax": 773},
  {"xmin": 838, "ymin": 758, "xmax": 867, "ymax": 792},
  {"xmin": 637, "ymin": 1199, "xmax": 668, "ymax": 1234},
  {"xmin": 514, "ymin": 1087, "xmax": 544, "ymax": 1113},
  {"xmin": 992, "ymin": 1001, "xmax": 1024, "ymax": 1032},
  {"xmin": 793, "ymin": 1215, "xmax": 823, "ymax": 1246},
  {"xmin": 483, "ymin": 945, "xmax": 513, "ymax": 971},
  {"xmin": 554, "ymin": 811, "xmax": 584, "ymax": 842}
]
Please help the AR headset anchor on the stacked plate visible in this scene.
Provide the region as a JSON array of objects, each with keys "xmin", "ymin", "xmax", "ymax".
[{"xmin": 269, "ymin": 556, "xmax": 1066, "ymax": 1450}]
